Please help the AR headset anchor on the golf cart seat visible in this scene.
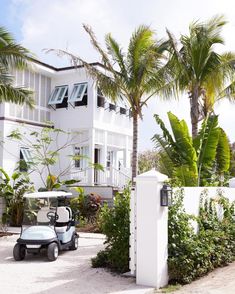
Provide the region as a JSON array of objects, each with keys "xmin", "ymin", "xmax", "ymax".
[
  {"xmin": 55, "ymin": 206, "xmax": 71, "ymax": 233},
  {"xmin": 37, "ymin": 207, "xmax": 51, "ymax": 224}
]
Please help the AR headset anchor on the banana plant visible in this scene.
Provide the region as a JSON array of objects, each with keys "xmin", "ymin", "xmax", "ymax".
[
  {"xmin": 0, "ymin": 167, "xmax": 34, "ymax": 226},
  {"xmin": 152, "ymin": 112, "xmax": 230, "ymax": 186}
]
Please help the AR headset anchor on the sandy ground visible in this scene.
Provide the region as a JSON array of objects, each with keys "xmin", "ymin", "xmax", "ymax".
[
  {"xmin": 0, "ymin": 233, "xmax": 154, "ymax": 294},
  {"xmin": 169, "ymin": 262, "xmax": 235, "ymax": 294},
  {"xmin": 1, "ymin": 232, "xmax": 235, "ymax": 294}
]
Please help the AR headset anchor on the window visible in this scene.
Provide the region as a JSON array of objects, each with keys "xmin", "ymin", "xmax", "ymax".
[
  {"xmin": 48, "ymin": 85, "xmax": 68, "ymax": 105},
  {"xmin": 74, "ymin": 147, "xmax": 81, "ymax": 168},
  {"xmin": 97, "ymin": 88, "xmax": 105, "ymax": 108},
  {"xmin": 74, "ymin": 146, "xmax": 89, "ymax": 169},
  {"xmin": 107, "ymin": 151, "xmax": 113, "ymax": 168},
  {"xmin": 120, "ymin": 107, "xmax": 127, "ymax": 115},
  {"xmin": 20, "ymin": 148, "xmax": 32, "ymax": 172},
  {"xmin": 69, "ymin": 83, "xmax": 88, "ymax": 103},
  {"xmin": 109, "ymin": 103, "xmax": 116, "ymax": 111}
]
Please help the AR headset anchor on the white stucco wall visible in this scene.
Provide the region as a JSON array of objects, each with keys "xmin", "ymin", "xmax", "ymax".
[
  {"xmin": 2, "ymin": 121, "xmax": 47, "ymax": 189},
  {"xmin": 173, "ymin": 187, "xmax": 235, "ymax": 217}
]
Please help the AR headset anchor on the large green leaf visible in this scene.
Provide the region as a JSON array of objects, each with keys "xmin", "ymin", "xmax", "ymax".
[
  {"xmin": 197, "ymin": 115, "xmax": 220, "ymax": 167},
  {"xmin": 168, "ymin": 112, "xmax": 197, "ymax": 173},
  {"xmin": 216, "ymin": 128, "xmax": 230, "ymax": 173},
  {"xmin": 152, "ymin": 115, "xmax": 181, "ymax": 166},
  {"xmin": 153, "ymin": 112, "xmax": 198, "ymax": 185},
  {"xmin": 196, "ymin": 115, "xmax": 220, "ymax": 183},
  {"xmin": 173, "ymin": 165, "xmax": 198, "ymax": 186}
]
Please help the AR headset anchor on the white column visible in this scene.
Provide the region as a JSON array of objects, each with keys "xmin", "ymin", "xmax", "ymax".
[
  {"xmin": 100, "ymin": 131, "xmax": 107, "ymax": 185},
  {"xmin": 123, "ymin": 135, "xmax": 129, "ymax": 168},
  {"xmin": 229, "ymin": 178, "xmax": 235, "ymax": 187},
  {"xmin": 129, "ymin": 187, "xmax": 137, "ymax": 275},
  {"xmin": 100, "ymin": 131, "xmax": 107, "ymax": 168},
  {"xmin": 135, "ymin": 169, "xmax": 168, "ymax": 288},
  {"xmin": 88, "ymin": 129, "xmax": 95, "ymax": 185}
]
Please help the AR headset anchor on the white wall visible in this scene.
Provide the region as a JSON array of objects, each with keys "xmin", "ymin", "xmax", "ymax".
[
  {"xmin": 50, "ymin": 67, "xmax": 132, "ymax": 175},
  {"xmin": 50, "ymin": 68, "xmax": 132, "ymax": 136},
  {"xmin": 50, "ymin": 69, "xmax": 94, "ymax": 130},
  {"xmin": 2, "ymin": 121, "xmax": 47, "ymax": 189},
  {"xmin": 173, "ymin": 187, "xmax": 235, "ymax": 217}
]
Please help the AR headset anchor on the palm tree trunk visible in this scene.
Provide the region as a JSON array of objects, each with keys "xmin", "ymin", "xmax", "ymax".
[
  {"xmin": 190, "ymin": 87, "xmax": 200, "ymax": 138},
  {"xmin": 131, "ymin": 112, "xmax": 139, "ymax": 184}
]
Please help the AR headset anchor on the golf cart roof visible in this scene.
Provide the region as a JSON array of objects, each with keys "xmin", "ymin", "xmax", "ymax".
[{"xmin": 24, "ymin": 191, "xmax": 73, "ymax": 198}]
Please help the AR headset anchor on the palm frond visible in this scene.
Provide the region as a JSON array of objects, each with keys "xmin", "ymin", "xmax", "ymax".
[
  {"xmin": 127, "ymin": 25, "xmax": 154, "ymax": 86},
  {"xmin": 83, "ymin": 24, "xmax": 114, "ymax": 73},
  {"xmin": 0, "ymin": 84, "xmax": 34, "ymax": 108},
  {"xmin": 0, "ymin": 26, "xmax": 33, "ymax": 70},
  {"xmin": 105, "ymin": 33, "xmax": 128, "ymax": 79}
]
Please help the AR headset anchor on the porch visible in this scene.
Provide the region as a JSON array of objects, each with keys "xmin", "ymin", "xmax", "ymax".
[{"xmin": 69, "ymin": 165, "xmax": 131, "ymax": 190}]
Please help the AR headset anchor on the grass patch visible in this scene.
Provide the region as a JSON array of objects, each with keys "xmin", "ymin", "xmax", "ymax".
[{"xmin": 155, "ymin": 284, "xmax": 181, "ymax": 293}]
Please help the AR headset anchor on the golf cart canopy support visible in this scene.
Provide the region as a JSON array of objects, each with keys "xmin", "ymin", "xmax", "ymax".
[{"xmin": 24, "ymin": 191, "xmax": 73, "ymax": 198}]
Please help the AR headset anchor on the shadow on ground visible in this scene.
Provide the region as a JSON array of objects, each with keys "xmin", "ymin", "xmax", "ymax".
[{"xmin": 0, "ymin": 235, "xmax": 153, "ymax": 294}]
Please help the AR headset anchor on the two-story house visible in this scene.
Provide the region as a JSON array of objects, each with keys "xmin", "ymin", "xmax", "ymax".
[{"xmin": 0, "ymin": 59, "xmax": 132, "ymax": 196}]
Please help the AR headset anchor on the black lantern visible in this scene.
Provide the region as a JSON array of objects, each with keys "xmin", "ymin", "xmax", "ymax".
[{"xmin": 160, "ymin": 184, "xmax": 172, "ymax": 207}]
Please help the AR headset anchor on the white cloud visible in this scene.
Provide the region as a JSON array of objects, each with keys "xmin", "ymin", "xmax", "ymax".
[{"xmin": 7, "ymin": 0, "xmax": 235, "ymax": 149}]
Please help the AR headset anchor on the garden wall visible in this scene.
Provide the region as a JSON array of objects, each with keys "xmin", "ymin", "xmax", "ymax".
[{"xmin": 174, "ymin": 187, "xmax": 235, "ymax": 217}]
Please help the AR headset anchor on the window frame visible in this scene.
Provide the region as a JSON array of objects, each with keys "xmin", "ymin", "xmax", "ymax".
[
  {"xmin": 20, "ymin": 148, "xmax": 32, "ymax": 163},
  {"xmin": 74, "ymin": 146, "xmax": 81, "ymax": 169},
  {"xmin": 69, "ymin": 83, "xmax": 88, "ymax": 103},
  {"xmin": 106, "ymin": 151, "xmax": 113, "ymax": 168},
  {"xmin": 48, "ymin": 85, "xmax": 68, "ymax": 105},
  {"xmin": 20, "ymin": 148, "xmax": 32, "ymax": 172}
]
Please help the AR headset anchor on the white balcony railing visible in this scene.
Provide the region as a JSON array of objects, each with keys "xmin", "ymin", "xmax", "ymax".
[{"xmin": 69, "ymin": 166, "xmax": 131, "ymax": 189}]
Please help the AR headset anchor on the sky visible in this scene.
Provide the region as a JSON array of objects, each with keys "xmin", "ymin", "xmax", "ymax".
[{"xmin": 1, "ymin": 0, "xmax": 235, "ymax": 150}]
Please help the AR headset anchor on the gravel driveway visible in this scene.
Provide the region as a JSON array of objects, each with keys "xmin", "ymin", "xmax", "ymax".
[{"xmin": 0, "ymin": 233, "xmax": 153, "ymax": 294}]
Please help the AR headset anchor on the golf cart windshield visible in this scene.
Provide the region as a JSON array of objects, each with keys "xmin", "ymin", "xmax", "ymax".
[{"xmin": 22, "ymin": 191, "xmax": 72, "ymax": 227}]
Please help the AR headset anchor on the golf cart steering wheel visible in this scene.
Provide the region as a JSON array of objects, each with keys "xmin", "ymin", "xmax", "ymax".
[{"xmin": 47, "ymin": 211, "xmax": 58, "ymax": 223}]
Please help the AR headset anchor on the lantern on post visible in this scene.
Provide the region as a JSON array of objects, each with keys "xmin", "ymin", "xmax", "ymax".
[{"xmin": 160, "ymin": 184, "xmax": 172, "ymax": 207}]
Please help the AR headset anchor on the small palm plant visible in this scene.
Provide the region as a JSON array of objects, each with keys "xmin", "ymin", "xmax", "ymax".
[{"xmin": 0, "ymin": 168, "xmax": 34, "ymax": 226}]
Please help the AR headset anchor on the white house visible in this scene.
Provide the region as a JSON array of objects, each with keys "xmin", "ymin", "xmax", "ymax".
[{"xmin": 0, "ymin": 59, "xmax": 132, "ymax": 194}]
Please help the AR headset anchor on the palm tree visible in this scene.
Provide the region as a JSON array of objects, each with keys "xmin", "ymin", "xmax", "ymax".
[
  {"xmin": 0, "ymin": 26, "xmax": 34, "ymax": 107},
  {"xmin": 47, "ymin": 25, "xmax": 169, "ymax": 182},
  {"xmin": 167, "ymin": 15, "xmax": 235, "ymax": 138}
]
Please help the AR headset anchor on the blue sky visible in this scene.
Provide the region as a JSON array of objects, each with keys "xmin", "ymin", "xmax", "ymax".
[
  {"xmin": 2, "ymin": 0, "xmax": 235, "ymax": 150},
  {"xmin": 0, "ymin": 1, "xmax": 21, "ymax": 39}
]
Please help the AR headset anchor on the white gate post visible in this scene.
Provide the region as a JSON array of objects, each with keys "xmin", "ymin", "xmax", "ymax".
[
  {"xmin": 129, "ymin": 187, "xmax": 137, "ymax": 275},
  {"xmin": 135, "ymin": 169, "xmax": 168, "ymax": 288}
]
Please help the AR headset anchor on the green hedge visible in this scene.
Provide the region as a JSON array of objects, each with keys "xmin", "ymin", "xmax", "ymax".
[
  {"xmin": 168, "ymin": 189, "xmax": 235, "ymax": 284},
  {"xmin": 91, "ymin": 186, "xmax": 130, "ymax": 273}
]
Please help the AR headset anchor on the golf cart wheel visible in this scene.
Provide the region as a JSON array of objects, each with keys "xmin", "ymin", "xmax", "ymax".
[
  {"xmin": 47, "ymin": 242, "xmax": 59, "ymax": 261},
  {"xmin": 70, "ymin": 234, "xmax": 79, "ymax": 250},
  {"xmin": 13, "ymin": 243, "xmax": 26, "ymax": 261}
]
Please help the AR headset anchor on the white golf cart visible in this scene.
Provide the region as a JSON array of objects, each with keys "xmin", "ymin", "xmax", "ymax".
[{"xmin": 13, "ymin": 191, "xmax": 79, "ymax": 261}]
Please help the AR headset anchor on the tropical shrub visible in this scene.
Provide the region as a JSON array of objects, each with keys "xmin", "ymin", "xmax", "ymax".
[
  {"xmin": 168, "ymin": 189, "xmax": 235, "ymax": 284},
  {"xmin": 7, "ymin": 127, "xmax": 85, "ymax": 190},
  {"xmin": 70, "ymin": 188, "xmax": 101, "ymax": 224},
  {"xmin": 91, "ymin": 186, "xmax": 130, "ymax": 273},
  {"xmin": 0, "ymin": 168, "xmax": 34, "ymax": 226},
  {"xmin": 152, "ymin": 112, "xmax": 230, "ymax": 186}
]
